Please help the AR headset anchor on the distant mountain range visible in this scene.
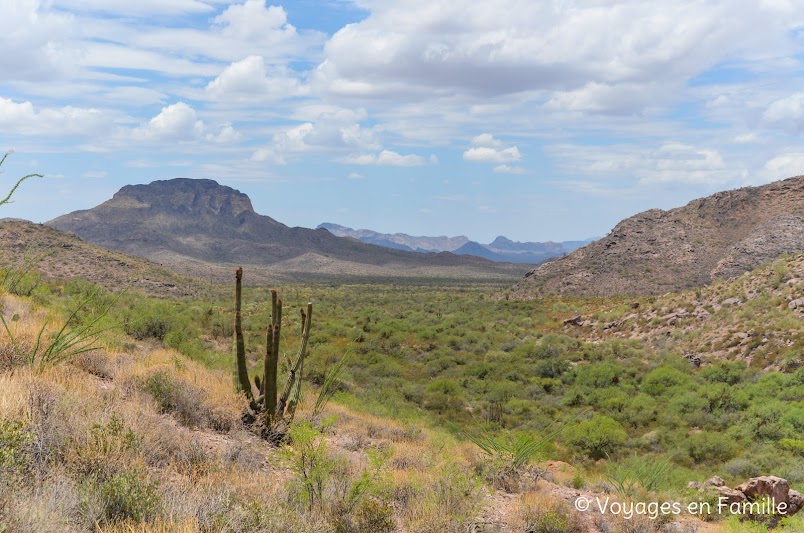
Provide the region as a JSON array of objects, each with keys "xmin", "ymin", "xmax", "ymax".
[
  {"xmin": 47, "ymin": 178, "xmax": 526, "ymax": 282},
  {"xmin": 508, "ymin": 175, "xmax": 804, "ymax": 298},
  {"xmin": 318, "ymin": 223, "xmax": 592, "ymax": 264}
]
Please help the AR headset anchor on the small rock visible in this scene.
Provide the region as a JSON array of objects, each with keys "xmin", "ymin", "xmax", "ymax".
[
  {"xmin": 789, "ymin": 298, "xmax": 804, "ymax": 310},
  {"xmin": 789, "ymin": 489, "xmax": 803, "ymax": 514},
  {"xmin": 722, "ymin": 297, "xmax": 741, "ymax": 306},
  {"xmin": 711, "ymin": 485, "xmax": 747, "ymax": 505},
  {"xmin": 704, "ymin": 476, "xmax": 726, "ymax": 488}
]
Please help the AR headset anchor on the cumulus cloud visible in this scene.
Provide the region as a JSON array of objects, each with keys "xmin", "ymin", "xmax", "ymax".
[
  {"xmin": 0, "ymin": 97, "xmax": 108, "ymax": 136},
  {"xmin": 251, "ymin": 107, "xmax": 380, "ymax": 162},
  {"xmin": 761, "ymin": 152, "xmax": 804, "ymax": 180},
  {"xmin": 342, "ymin": 150, "xmax": 426, "ymax": 166},
  {"xmin": 206, "ymin": 55, "xmax": 303, "ymax": 102},
  {"xmin": 133, "ymin": 102, "xmax": 205, "ymax": 141},
  {"xmin": 0, "ymin": 0, "xmax": 79, "ymax": 81},
  {"xmin": 463, "ymin": 134, "xmax": 521, "ymax": 163},
  {"xmin": 762, "ymin": 92, "xmax": 804, "ymax": 133},
  {"xmin": 314, "ymin": 0, "xmax": 798, "ymax": 107}
]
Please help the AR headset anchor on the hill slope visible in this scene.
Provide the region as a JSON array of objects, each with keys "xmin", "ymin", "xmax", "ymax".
[
  {"xmin": 510, "ymin": 176, "xmax": 804, "ymax": 298},
  {"xmin": 48, "ymin": 179, "xmax": 525, "ymax": 282},
  {"xmin": 0, "ymin": 220, "xmax": 196, "ymax": 297}
]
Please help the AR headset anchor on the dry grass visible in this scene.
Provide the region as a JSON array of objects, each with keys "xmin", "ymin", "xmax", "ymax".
[{"xmin": 0, "ymin": 288, "xmax": 502, "ymax": 532}]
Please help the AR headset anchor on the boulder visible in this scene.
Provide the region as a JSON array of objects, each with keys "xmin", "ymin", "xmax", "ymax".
[{"xmin": 736, "ymin": 476, "xmax": 790, "ymax": 505}]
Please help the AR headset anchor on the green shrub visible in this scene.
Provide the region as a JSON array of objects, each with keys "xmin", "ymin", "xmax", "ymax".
[
  {"xmin": 141, "ymin": 369, "xmax": 207, "ymax": 428},
  {"xmin": 564, "ymin": 416, "xmax": 627, "ymax": 459},
  {"xmin": 96, "ymin": 469, "xmax": 160, "ymax": 524},
  {"xmin": 0, "ymin": 419, "xmax": 31, "ymax": 473},
  {"xmin": 686, "ymin": 431, "xmax": 737, "ymax": 464},
  {"xmin": 642, "ymin": 366, "xmax": 693, "ymax": 395}
]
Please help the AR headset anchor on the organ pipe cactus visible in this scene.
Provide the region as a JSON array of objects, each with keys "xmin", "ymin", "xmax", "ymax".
[{"xmin": 233, "ymin": 267, "xmax": 313, "ymax": 438}]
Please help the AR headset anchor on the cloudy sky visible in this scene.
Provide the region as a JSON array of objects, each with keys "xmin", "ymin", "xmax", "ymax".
[{"xmin": 3, "ymin": 0, "xmax": 804, "ymax": 242}]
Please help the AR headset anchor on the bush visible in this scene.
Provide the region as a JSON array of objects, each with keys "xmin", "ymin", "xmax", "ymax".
[
  {"xmin": 95, "ymin": 469, "xmax": 160, "ymax": 524},
  {"xmin": 642, "ymin": 366, "xmax": 693, "ymax": 395},
  {"xmin": 141, "ymin": 369, "xmax": 207, "ymax": 428},
  {"xmin": 564, "ymin": 416, "xmax": 627, "ymax": 459},
  {"xmin": 686, "ymin": 431, "xmax": 737, "ymax": 464}
]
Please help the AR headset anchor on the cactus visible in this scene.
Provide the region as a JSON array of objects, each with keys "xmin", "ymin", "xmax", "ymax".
[{"xmin": 233, "ymin": 268, "xmax": 313, "ymax": 439}]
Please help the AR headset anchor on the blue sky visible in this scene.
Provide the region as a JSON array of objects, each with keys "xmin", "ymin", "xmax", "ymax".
[{"xmin": 2, "ymin": 0, "xmax": 804, "ymax": 243}]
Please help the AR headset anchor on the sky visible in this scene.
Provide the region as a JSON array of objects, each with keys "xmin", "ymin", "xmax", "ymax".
[{"xmin": 2, "ymin": 0, "xmax": 804, "ymax": 243}]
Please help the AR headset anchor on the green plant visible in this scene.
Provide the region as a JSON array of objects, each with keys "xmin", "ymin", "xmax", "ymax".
[
  {"xmin": 605, "ymin": 456, "xmax": 672, "ymax": 497},
  {"xmin": 0, "ymin": 420, "xmax": 31, "ymax": 474},
  {"xmin": 465, "ymin": 427, "xmax": 562, "ymax": 471},
  {"xmin": 283, "ymin": 420, "xmax": 333, "ymax": 511},
  {"xmin": 233, "ymin": 268, "xmax": 314, "ymax": 440},
  {"xmin": 563, "ymin": 416, "xmax": 627, "ymax": 459},
  {"xmin": 95, "ymin": 468, "xmax": 160, "ymax": 524},
  {"xmin": 0, "ymin": 287, "xmax": 118, "ymax": 369},
  {"xmin": 0, "ymin": 151, "xmax": 42, "ymax": 208},
  {"xmin": 313, "ymin": 352, "xmax": 350, "ymax": 416}
]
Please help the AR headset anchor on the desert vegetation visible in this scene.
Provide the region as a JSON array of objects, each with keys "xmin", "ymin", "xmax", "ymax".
[{"xmin": 1, "ymin": 243, "xmax": 803, "ymax": 531}]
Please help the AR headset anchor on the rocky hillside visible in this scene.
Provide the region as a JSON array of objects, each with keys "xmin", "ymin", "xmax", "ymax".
[
  {"xmin": 48, "ymin": 179, "xmax": 525, "ymax": 282},
  {"xmin": 0, "ymin": 220, "xmax": 196, "ymax": 297},
  {"xmin": 554, "ymin": 252, "xmax": 804, "ymax": 371},
  {"xmin": 510, "ymin": 176, "xmax": 804, "ymax": 298}
]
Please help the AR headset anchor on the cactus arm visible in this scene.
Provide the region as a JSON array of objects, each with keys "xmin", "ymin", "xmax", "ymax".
[
  {"xmin": 276, "ymin": 303, "xmax": 312, "ymax": 421},
  {"xmin": 234, "ymin": 267, "xmax": 253, "ymax": 401}
]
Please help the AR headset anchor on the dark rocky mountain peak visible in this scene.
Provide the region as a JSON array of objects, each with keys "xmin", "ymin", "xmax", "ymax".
[{"xmin": 109, "ymin": 178, "xmax": 257, "ymax": 221}]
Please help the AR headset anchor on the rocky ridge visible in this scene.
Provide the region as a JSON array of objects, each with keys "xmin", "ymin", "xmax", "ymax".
[{"xmin": 510, "ymin": 176, "xmax": 804, "ymax": 298}]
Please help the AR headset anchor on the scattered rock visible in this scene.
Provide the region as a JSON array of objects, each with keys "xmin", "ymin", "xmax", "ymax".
[
  {"xmin": 789, "ymin": 298, "xmax": 804, "ymax": 310},
  {"xmin": 563, "ymin": 314, "xmax": 583, "ymax": 326},
  {"xmin": 704, "ymin": 476, "xmax": 725, "ymax": 488}
]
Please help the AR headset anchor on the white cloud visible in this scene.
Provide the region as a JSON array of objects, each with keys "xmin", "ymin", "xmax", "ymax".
[
  {"xmin": 0, "ymin": 97, "xmax": 109, "ymax": 136},
  {"xmin": 133, "ymin": 102, "xmax": 205, "ymax": 141},
  {"xmin": 470, "ymin": 133, "xmax": 503, "ymax": 148},
  {"xmin": 255, "ymin": 107, "xmax": 380, "ymax": 161},
  {"xmin": 207, "ymin": 123, "xmax": 241, "ymax": 143},
  {"xmin": 464, "ymin": 146, "xmax": 522, "ymax": 163},
  {"xmin": 494, "ymin": 164, "xmax": 527, "ymax": 174},
  {"xmin": 0, "ymin": 0, "xmax": 78, "ymax": 82},
  {"xmin": 761, "ymin": 152, "xmax": 804, "ymax": 180},
  {"xmin": 463, "ymin": 134, "xmax": 521, "ymax": 163},
  {"xmin": 546, "ymin": 82, "xmax": 669, "ymax": 115},
  {"xmin": 315, "ymin": 0, "xmax": 799, "ymax": 106},
  {"xmin": 548, "ymin": 142, "xmax": 738, "ymax": 186},
  {"xmin": 250, "ymin": 147, "xmax": 286, "ymax": 164},
  {"xmin": 206, "ymin": 55, "xmax": 303, "ymax": 102},
  {"xmin": 762, "ymin": 92, "xmax": 804, "ymax": 133},
  {"xmin": 732, "ymin": 133, "xmax": 761, "ymax": 144},
  {"xmin": 347, "ymin": 172, "xmax": 364, "ymax": 180},
  {"xmin": 342, "ymin": 150, "xmax": 426, "ymax": 166}
]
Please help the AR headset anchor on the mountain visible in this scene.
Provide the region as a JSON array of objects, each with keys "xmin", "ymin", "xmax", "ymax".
[
  {"xmin": 47, "ymin": 179, "xmax": 525, "ymax": 282},
  {"xmin": 508, "ymin": 175, "xmax": 804, "ymax": 299},
  {"xmin": 318, "ymin": 223, "xmax": 591, "ymax": 264},
  {"xmin": 317, "ymin": 223, "xmax": 470, "ymax": 252}
]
